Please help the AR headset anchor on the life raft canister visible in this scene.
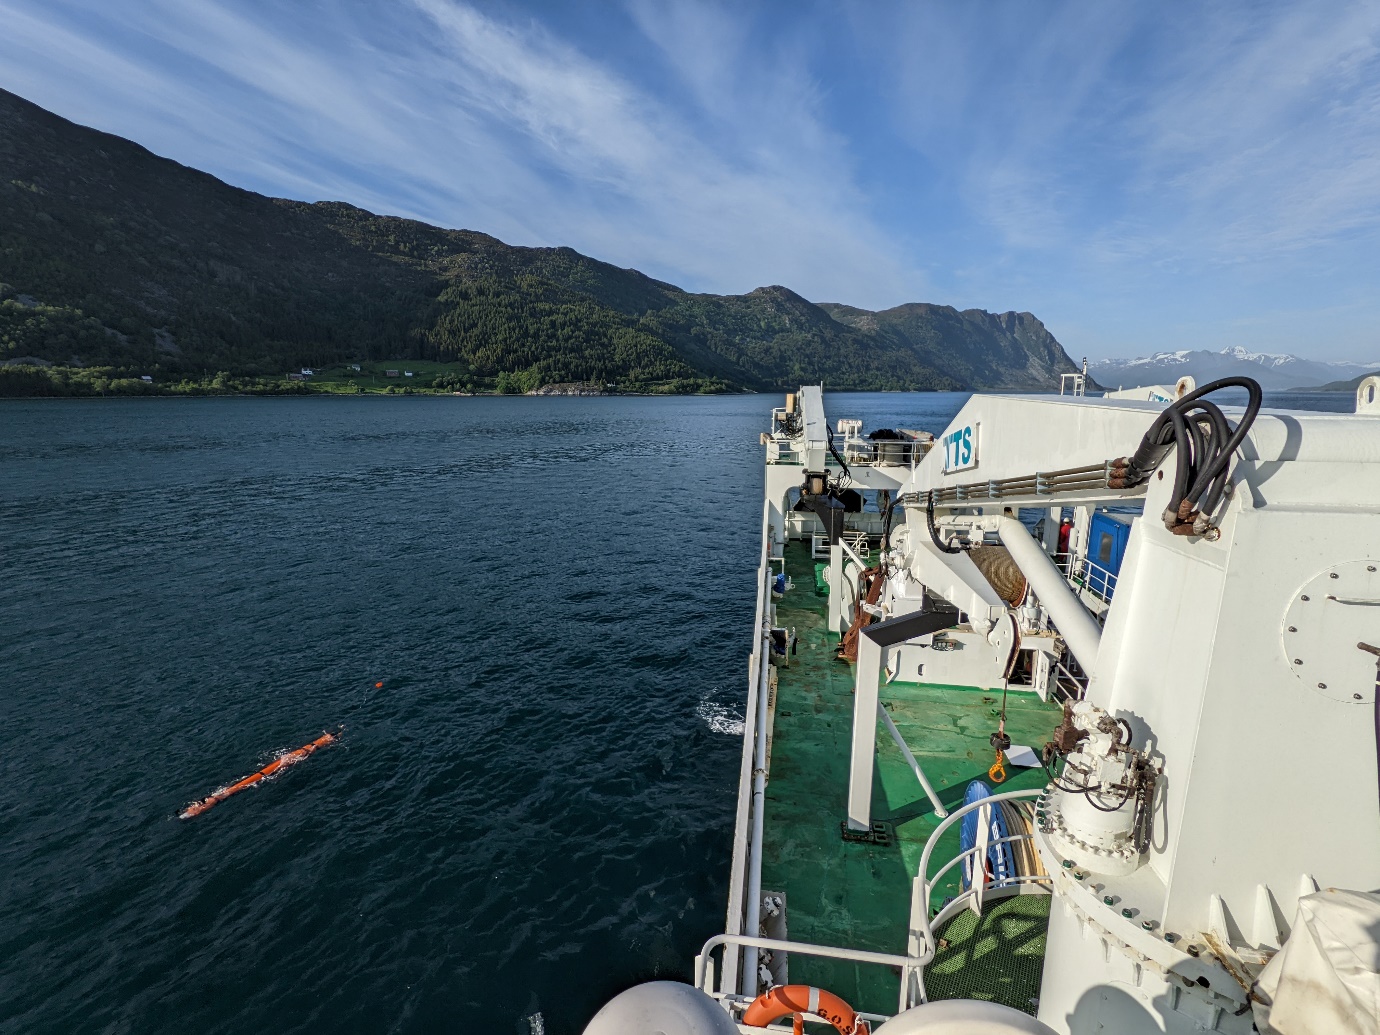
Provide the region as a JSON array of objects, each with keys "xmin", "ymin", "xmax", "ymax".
[{"xmin": 742, "ymin": 985, "xmax": 869, "ymax": 1035}]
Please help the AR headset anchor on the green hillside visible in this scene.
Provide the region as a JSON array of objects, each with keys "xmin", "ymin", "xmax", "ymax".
[{"xmin": 0, "ymin": 88, "xmax": 1082, "ymax": 396}]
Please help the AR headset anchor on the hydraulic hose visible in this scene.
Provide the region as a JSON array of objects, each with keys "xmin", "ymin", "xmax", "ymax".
[
  {"xmin": 826, "ymin": 424, "xmax": 851, "ymax": 480},
  {"xmin": 1111, "ymin": 376, "xmax": 1263, "ymax": 534},
  {"xmin": 926, "ymin": 493, "xmax": 963, "ymax": 554}
]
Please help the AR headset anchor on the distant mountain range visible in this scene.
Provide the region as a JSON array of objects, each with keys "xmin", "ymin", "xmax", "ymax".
[
  {"xmin": 0, "ymin": 88, "xmax": 1083, "ymax": 394},
  {"xmin": 1090, "ymin": 346, "xmax": 1379, "ymax": 392}
]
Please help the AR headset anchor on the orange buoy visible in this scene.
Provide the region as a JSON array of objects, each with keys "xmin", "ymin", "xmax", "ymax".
[
  {"xmin": 742, "ymin": 985, "xmax": 868, "ymax": 1035},
  {"xmin": 179, "ymin": 728, "xmax": 341, "ymax": 820}
]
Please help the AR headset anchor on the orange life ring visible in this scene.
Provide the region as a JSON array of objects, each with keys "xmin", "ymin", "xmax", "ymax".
[{"xmin": 742, "ymin": 985, "xmax": 869, "ymax": 1035}]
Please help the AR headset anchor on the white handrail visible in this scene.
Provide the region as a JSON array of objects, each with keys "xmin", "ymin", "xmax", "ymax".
[
  {"xmin": 1053, "ymin": 657, "xmax": 1088, "ymax": 702},
  {"xmin": 926, "ymin": 833, "xmax": 1044, "ymax": 891},
  {"xmin": 741, "ymin": 631, "xmax": 772, "ymax": 993},
  {"xmin": 840, "ymin": 536, "xmax": 866, "ymax": 568},
  {"xmin": 913, "ymin": 789, "xmax": 1043, "ymax": 938},
  {"xmin": 1064, "ymin": 553, "xmax": 1119, "ymax": 603},
  {"xmin": 900, "ymin": 789, "xmax": 1044, "ymax": 1011},
  {"xmin": 696, "ymin": 933, "xmax": 923, "ymax": 993},
  {"xmin": 723, "ymin": 499, "xmax": 773, "ymax": 993}
]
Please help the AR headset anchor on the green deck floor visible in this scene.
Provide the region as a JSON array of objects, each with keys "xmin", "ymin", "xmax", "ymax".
[
  {"xmin": 925, "ymin": 895, "xmax": 1050, "ymax": 1012},
  {"xmin": 761, "ymin": 542, "xmax": 1061, "ymax": 1016}
]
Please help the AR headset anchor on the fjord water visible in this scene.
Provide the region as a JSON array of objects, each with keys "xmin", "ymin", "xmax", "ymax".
[
  {"xmin": 0, "ymin": 392, "xmax": 971, "ymax": 1035},
  {"xmin": 0, "ymin": 389, "xmax": 1352, "ymax": 1033}
]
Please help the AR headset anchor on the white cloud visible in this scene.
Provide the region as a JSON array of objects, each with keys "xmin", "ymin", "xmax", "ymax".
[
  {"xmin": 1131, "ymin": 3, "xmax": 1380, "ymax": 256},
  {"xmin": 874, "ymin": 1, "xmax": 1380, "ymax": 264},
  {"xmin": 859, "ymin": 0, "xmax": 1380, "ymax": 356},
  {"xmin": 0, "ymin": 0, "xmax": 926, "ymax": 307},
  {"xmin": 403, "ymin": 0, "xmax": 923, "ymax": 303},
  {"xmin": 4, "ymin": 0, "xmax": 1380, "ymax": 358}
]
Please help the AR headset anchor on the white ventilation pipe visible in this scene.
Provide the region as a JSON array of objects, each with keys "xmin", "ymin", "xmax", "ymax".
[{"xmin": 996, "ymin": 516, "xmax": 1102, "ymax": 674}]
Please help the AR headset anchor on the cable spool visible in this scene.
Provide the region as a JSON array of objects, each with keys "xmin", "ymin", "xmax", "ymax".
[{"xmin": 967, "ymin": 545, "xmax": 1028, "ymax": 607}]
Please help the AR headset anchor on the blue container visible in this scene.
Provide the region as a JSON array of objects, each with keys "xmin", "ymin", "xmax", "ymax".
[{"xmin": 1086, "ymin": 511, "xmax": 1133, "ymax": 598}]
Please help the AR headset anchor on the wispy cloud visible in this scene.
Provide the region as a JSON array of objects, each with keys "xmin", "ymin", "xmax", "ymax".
[
  {"xmin": 2, "ymin": 0, "xmax": 1379, "ymax": 357},
  {"xmin": 1132, "ymin": 3, "xmax": 1380, "ymax": 256},
  {"xmin": 867, "ymin": 2, "xmax": 1380, "ymax": 298},
  {"xmin": 0, "ymin": 0, "xmax": 925, "ymax": 307}
]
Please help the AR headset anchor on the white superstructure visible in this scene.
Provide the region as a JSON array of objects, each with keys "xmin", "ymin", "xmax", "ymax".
[{"xmin": 585, "ymin": 375, "xmax": 1380, "ymax": 1035}]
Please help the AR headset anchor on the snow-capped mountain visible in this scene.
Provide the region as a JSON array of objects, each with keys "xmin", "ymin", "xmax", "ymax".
[{"xmin": 1089, "ymin": 347, "xmax": 1380, "ymax": 391}]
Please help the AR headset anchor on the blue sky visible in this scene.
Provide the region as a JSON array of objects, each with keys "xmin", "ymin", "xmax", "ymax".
[{"xmin": 2, "ymin": 0, "xmax": 1378, "ymax": 360}]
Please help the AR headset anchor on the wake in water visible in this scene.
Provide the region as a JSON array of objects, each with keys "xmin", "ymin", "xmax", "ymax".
[{"xmin": 696, "ymin": 691, "xmax": 744, "ymax": 736}]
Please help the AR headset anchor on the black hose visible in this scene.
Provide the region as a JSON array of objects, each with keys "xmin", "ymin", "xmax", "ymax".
[
  {"xmin": 1184, "ymin": 378, "xmax": 1263, "ymax": 499},
  {"xmin": 1117, "ymin": 376, "xmax": 1263, "ymax": 531},
  {"xmin": 1083, "ymin": 786, "xmax": 1134, "ymax": 812},
  {"xmin": 1046, "ymin": 753, "xmax": 1133, "ymax": 812},
  {"xmin": 926, "ymin": 493, "xmax": 963, "ymax": 554},
  {"xmin": 826, "ymin": 424, "xmax": 851, "ymax": 480}
]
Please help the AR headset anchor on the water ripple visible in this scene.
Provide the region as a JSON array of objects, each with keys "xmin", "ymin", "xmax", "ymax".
[{"xmin": 0, "ymin": 393, "xmax": 972, "ymax": 1034}]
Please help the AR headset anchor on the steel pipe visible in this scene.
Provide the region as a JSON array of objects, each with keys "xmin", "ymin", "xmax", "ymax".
[
  {"xmin": 996, "ymin": 516, "xmax": 1102, "ymax": 673},
  {"xmin": 878, "ymin": 701, "xmax": 948, "ymax": 818}
]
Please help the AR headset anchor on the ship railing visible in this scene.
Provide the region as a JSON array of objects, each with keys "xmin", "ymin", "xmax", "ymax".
[
  {"xmin": 901, "ymin": 789, "xmax": 1051, "ymax": 1011},
  {"xmin": 1052, "ymin": 657, "xmax": 1088, "ymax": 704},
  {"xmin": 694, "ymin": 933, "xmax": 916, "ymax": 1030},
  {"xmin": 839, "ymin": 437, "xmax": 928, "ymax": 469},
  {"xmin": 810, "ymin": 528, "xmax": 870, "ymax": 562},
  {"xmin": 721, "ymin": 498, "xmax": 775, "ymax": 996},
  {"xmin": 1058, "ymin": 553, "xmax": 1119, "ymax": 604}
]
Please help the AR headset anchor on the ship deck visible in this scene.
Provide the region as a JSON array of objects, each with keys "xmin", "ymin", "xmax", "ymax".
[{"xmin": 760, "ymin": 540, "xmax": 1061, "ymax": 1017}]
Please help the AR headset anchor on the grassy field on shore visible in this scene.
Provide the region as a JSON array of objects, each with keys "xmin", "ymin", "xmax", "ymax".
[{"xmin": 0, "ymin": 360, "xmax": 725, "ymax": 397}]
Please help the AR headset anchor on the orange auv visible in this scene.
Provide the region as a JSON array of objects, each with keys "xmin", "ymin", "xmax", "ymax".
[{"xmin": 180, "ymin": 729, "xmax": 340, "ymax": 820}]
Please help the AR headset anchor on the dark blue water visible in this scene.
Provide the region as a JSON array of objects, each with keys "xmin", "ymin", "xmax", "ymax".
[{"xmin": 0, "ymin": 392, "xmax": 978, "ymax": 1035}]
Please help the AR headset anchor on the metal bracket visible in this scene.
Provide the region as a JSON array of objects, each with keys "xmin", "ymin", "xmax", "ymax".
[{"xmin": 840, "ymin": 820, "xmax": 893, "ymax": 847}]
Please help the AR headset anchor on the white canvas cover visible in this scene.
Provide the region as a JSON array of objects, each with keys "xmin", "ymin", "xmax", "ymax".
[{"xmin": 1254, "ymin": 888, "xmax": 1380, "ymax": 1035}]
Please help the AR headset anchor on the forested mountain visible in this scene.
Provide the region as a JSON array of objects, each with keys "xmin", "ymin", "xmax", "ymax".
[{"xmin": 0, "ymin": 89, "xmax": 1082, "ymax": 393}]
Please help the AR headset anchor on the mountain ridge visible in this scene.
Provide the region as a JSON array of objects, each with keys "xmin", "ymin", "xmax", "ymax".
[
  {"xmin": 1090, "ymin": 346, "xmax": 1377, "ymax": 392},
  {"xmin": 0, "ymin": 88, "xmax": 1081, "ymax": 393}
]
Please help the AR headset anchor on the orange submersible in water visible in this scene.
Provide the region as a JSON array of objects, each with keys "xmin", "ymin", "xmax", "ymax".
[{"xmin": 179, "ymin": 728, "xmax": 341, "ymax": 820}]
